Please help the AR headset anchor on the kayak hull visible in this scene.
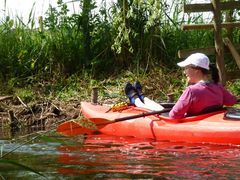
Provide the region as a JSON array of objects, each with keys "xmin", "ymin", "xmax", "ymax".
[{"xmin": 81, "ymin": 102, "xmax": 240, "ymax": 145}]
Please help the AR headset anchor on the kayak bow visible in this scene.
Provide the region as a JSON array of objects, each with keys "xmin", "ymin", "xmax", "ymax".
[{"xmin": 58, "ymin": 101, "xmax": 240, "ymax": 145}]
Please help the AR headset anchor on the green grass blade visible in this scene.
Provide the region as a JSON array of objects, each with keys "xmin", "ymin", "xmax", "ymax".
[{"xmin": 0, "ymin": 159, "xmax": 46, "ymax": 178}]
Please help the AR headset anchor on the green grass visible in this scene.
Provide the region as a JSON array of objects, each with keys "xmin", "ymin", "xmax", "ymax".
[{"xmin": 0, "ymin": 0, "xmax": 238, "ymax": 102}]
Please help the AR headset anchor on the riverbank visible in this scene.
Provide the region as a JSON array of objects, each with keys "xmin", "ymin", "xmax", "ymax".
[{"xmin": 0, "ymin": 68, "xmax": 239, "ymax": 138}]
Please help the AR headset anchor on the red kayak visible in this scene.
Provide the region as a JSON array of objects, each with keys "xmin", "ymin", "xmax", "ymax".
[{"xmin": 58, "ymin": 101, "xmax": 240, "ymax": 145}]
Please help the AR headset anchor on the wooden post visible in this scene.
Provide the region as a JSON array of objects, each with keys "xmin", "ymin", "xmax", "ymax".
[
  {"xmin": 225, "ymin": 9, "xmax": 233, "ymax": 41},
  {"xmin": 223, "ymin": 38, "xmax": 240, "ymax": 70},
  {"xmin": 91, "ymin": 87, "xmax": 98, "ymax": 104},
  {"xmin": 167, "ymin": 93, "xmax": 174, "ymax": 103},
  {"xmin": 9, "ymin": 110, "xmax": 20, "ymax": 136},
  {"xmin": 212, "ymin": 0, "xmax": 226, "ymax": 84}
]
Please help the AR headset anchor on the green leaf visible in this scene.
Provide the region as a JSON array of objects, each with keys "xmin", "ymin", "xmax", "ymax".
[
  {"xmin": 0, "ymin": 159, "xmax": 46, "ymax": 178},
  {"xmin": 38, "ymin": 135, "xmax": 64, "ymax": 144}
]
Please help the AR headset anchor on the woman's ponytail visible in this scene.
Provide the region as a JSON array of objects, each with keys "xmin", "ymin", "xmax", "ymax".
[{"xmin": 209, "ymin": 64, "xmax": 220, "ymax": 84}]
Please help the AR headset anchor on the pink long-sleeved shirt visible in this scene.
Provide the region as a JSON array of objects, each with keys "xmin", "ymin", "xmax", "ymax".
[{"xmin": 169, "ymin": 82, "xmax": 237, "ymax": 119}]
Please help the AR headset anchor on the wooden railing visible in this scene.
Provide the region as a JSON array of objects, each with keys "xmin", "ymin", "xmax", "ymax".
[{"xmin": 179, "ymin": 0, "xmax": 240, "ymax": 84}]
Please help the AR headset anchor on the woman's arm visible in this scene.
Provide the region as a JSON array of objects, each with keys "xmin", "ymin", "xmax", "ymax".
[{"xmin": 169, "ymin": 88, "xmax": 192, "ymax": 119}]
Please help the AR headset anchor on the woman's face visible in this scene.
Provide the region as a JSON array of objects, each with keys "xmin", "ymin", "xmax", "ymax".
[{"xmin": 184, "ymin": 66, "xmax": 201, "ymax": 84}]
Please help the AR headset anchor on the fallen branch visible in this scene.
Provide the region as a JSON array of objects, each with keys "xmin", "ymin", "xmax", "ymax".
[
  {"xmin": 0, "ymin": 96, "xmax": 13, "ymax": 102},
  {"xmin": 16, "ymin": 96, "xmax": 29, "ymax": 109},
  {"xmin": 16, "ymin": 96, "xmax": 36, "ymax": 118}
]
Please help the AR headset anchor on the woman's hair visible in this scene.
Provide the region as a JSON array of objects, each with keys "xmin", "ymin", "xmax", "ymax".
[
  {"xmin": 209, "ymin": 64, "xmax": 220, "ymax": 84},
  {"xmin": 193, "ymin": 64, "xmax": 220, "ymax": 83}
]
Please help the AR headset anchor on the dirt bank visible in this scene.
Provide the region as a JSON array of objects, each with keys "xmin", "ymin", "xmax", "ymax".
[{"xmin": 0, "ymin": 95, "xmax": 82, "ymax": 136}]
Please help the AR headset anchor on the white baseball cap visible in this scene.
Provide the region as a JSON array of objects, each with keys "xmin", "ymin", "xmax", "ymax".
[{"xmin": 177, "ymin": 53, "xmax": 210, "ymax": 70}]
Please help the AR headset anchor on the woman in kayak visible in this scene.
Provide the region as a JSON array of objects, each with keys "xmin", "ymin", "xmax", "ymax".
[{"xmin": 125, "ymin": 53, "xmax": 237, "ymax": 119}]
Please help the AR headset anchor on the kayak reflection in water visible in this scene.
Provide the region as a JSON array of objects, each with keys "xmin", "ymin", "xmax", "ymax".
[{"xmin": 125, "ymin": 53, "xmax": 237, "ymax": 119}]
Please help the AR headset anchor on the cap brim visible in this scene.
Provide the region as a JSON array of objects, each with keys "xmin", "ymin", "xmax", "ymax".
[{"xmin": 177, "ymin": 61, "xmax": 189, "ymax": 67}]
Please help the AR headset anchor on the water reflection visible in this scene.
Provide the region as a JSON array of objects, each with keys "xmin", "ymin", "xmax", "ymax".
[
  {"xmin": 57, "ymin": 134, "xmax": 240, "ymax": 179},
  {"xmin": 1, "ymin": 133, "xmax": 240, "ymax": 179}
]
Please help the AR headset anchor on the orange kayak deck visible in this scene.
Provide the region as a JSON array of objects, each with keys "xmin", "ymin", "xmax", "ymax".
[{"xmin": 80, "ymin": 102, "xmax": 240, "ymax": 145}]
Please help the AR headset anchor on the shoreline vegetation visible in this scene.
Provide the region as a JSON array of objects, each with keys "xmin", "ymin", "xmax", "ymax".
[{"xmin": 0, "ymin": 0, "xmax": 239, "ymax": 134}]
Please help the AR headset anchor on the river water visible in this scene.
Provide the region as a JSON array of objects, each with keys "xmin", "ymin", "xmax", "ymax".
[{"xmin": 1, "ymin": 133, "xmax": 240, "ymax": 179}]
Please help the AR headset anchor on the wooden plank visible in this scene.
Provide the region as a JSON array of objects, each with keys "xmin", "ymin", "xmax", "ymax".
[
  {"xmin": 223, "ymin": 38, "xmax": 240, "ymax": 70},
  {"xmin": 183, "ymin": 3, "xmax": 213, "ymax": 13},
  {"xmin": 212, "ymin": 0, "xmax": 226, "ymax": 84},
  {"xmin": 184, "ymin": 3, "xmax": 212, "ymax": 12},
  {"xmin": 220, "ymin": 1, "xmax": 240, "ymax": 11},
  {"xmin": 226, "ymin": 70, "xmax": 240, "ymax": 81},
  {"xmin": 178, "ymin": 47, "xmax": 215, "ymax": 58},
  {"xmin": 184, "ymin": 1, "xmax": 240, "ymax": 13},
  {"xmin": 178, "ymin": 44, "xmax": 240, "ymax": 58},
  {"xmin": 182, "ymin": 22, "xmax": 240, "ymax": 30},
  {"xmin": 182, "ymin": 24, "xmax": 213, "ymax": 30}
]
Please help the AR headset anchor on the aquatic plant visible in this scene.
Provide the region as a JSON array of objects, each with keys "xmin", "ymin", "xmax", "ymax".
[{"xmin": 0, "ymin": 159, "xmax": 46, "ymax": 178}]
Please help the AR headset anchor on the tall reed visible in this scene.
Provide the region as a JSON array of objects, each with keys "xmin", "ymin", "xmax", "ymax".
[{"xmin": 0, "ymin": 0, "xmax": 238, "ymax": 90}]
